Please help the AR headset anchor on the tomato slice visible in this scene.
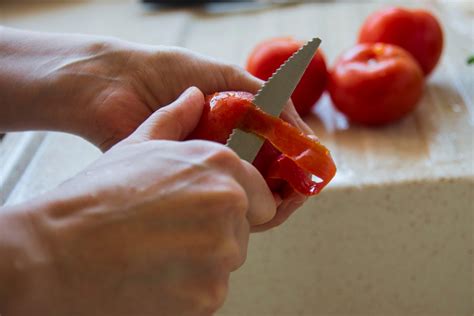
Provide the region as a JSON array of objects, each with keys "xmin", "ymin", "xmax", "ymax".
[{"xmin": 189, "ymin": 92, "xmax": 336, "ymax": 195}]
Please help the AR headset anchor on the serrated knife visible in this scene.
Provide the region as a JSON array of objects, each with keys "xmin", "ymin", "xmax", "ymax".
[{"xmin": 226, "ymin": 37, "xmax": 321, "ymax": 162}]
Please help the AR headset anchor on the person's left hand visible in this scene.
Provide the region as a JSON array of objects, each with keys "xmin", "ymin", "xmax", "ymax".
[{"xmin": 39, "ymin": 39, "xmax": 309, "ymax": 153}]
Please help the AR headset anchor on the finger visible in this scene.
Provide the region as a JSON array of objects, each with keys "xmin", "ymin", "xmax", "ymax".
[
  {"xmin": 129, "ymin": 87, "xmax": 205, "ymax": 142},
  {"xmin": 224, "ymin": 65, "xmax": 315, "ymax": 135},
  {"xmin": 251, "ymin": 189, "xmax": 306, "ymax": 233},
  {"xmin": 222, "ymin": 65, "xmax": 263, "ymax": 94},
  {"xmin": 232, "ymin": 160, "xmax": 277, "ymax": 226},
  {"xmin": 231, "ymin": 213, "xmax": 250, "ymax": 272},
  {"xmin": 280, "ymin": 100, "xmax": 315, "ymax": 135},
  {"xmin": 273, "ymin": 192, "xmax": 283, "ymax": 208}
]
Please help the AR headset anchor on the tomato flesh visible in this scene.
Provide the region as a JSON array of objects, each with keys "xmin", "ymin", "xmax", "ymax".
[{"xmin": 189, "ymin": 92, "xmax": 336, "ymax": 196}]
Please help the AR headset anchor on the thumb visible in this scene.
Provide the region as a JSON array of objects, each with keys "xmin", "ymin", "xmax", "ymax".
[{"xmin": 130, "ymin": 87, "xmax": 205, "ymax": 142}]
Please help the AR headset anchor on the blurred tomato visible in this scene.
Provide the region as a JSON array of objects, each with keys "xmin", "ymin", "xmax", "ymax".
[
  {"xmin": 328, "ymin": 43, "xmax": 424, "ymax": 125},
  {"xmin": 246, "ymin": 37, "xmax": 328, "ymax": 116},
  {"xmin": 358, "ymin": 7, "xmax": 443, "ymax": 76}
]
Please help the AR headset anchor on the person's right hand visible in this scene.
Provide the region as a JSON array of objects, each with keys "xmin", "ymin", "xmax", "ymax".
[{"xmin": 0, "ymin": 87, "xmax": 276, "ymax": 316}]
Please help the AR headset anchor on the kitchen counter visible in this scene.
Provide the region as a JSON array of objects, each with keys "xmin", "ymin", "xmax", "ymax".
[{"xmin": 1, "ymin": 1, "xmax": 473, "ymax": 315}]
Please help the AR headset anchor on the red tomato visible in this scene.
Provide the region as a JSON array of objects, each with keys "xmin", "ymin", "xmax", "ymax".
[
  {"xmin": 188, "ymin": 92, "xmax": 336, "ymax": 196},
  {"xmin": 328, "ymin": 43, "xmax": 424, "ymax": 125},
  {"xmin": 246, "ymin": 37, "xmax": 328, "ymax": 116},
  {"xmin": 358, "ymin": 7, "xmax": 443, "ymax": 76}
]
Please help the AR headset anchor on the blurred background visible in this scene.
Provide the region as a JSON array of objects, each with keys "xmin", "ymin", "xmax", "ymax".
[{"xmin": 1, "ymin": 1, "xmax": 473, "ymax": 315}]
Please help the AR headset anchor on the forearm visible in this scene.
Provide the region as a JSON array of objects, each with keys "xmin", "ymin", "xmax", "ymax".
[{"xmin": 0, "ymin": 27, "xmax": 116, "ymax": 134}]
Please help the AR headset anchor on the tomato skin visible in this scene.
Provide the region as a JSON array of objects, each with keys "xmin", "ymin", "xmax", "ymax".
[
  {"xmin": 328, "ymin": 43, "xmax": 424, "ymax": 125},
  {"xmin": 246, "ymin": 37, "xmax": 328, "ymax": 116},
  {"xmin": 358, "ymin": 7, "xmax": 443, "ymax": 76},
  {"xmin": 190, "ymin": 92, "xmax": 252, "ymax": 143},
  {"xmin": 188, "ymin": 92, "xmax": 336, "ymax": 196}
]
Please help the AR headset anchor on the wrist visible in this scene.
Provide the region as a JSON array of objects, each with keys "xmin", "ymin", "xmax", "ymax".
[{"xmin": 0, "ymin": 27, "xmax": 124, "ymax": 137}]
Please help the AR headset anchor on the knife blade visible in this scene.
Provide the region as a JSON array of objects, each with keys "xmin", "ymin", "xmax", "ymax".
[{"xmin": 226, "ymin": 37, "xmax": 321, "ymax": 163}]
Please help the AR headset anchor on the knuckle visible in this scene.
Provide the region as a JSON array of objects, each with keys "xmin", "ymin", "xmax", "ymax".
[
  {"xmin": 207, "ymin": 146, "xmax": 242, "ymax": 170},
  {"xmin": 202, "ymin": 178, "xmax": 248, "ymax": 224},
  {"xmin": 214, "ymin": 239, "xmax": 244, "ymax": 271},
  {"xmin": 185, "ymin": 139, "xmax": 212, "ymax": 152},
  {"xmin": 196, "ymin": 277, "xmax": 229, "ymax": 315},
  {"xmin": 186, "ymin": 141, "xmax": 243, "ymax": 172},
  {"xmin": 216, "ymin": 181, "xmax": 249, "ymax": 218},
  {"xmin": 187, "ymin": 140, "xmax": 234, "ymax": 158}
]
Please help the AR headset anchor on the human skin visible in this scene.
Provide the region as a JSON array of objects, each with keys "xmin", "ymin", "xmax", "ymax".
[
  {"xmin": 0, "ymin": 27, "xmax": 313, "ymax": 151},
  {"xmin": 0, "ymin": 87, "xmax": 279, "ymax": 315},
  {"xmin": 0, "ymin": 26, "xmax": 311, "ymax": 228},
  {"xmin": 0, "ymin": 27, "xmax": 314, "ymax": 314}
]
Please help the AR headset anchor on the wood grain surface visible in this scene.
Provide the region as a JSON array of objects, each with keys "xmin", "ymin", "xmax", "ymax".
[{"xmin": 1, "ymin": 1, "xmax": 473, "ymax": 315}]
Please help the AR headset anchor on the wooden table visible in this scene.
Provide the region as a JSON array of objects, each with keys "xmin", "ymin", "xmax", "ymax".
[{"xmin": 1, "ymin": 1, "xmax": 473, "ymax": 315}]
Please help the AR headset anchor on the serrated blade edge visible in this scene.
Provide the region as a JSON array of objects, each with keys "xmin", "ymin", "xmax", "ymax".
[
  {"xmin": 253, "ymin": 37, "xmax": 321, "ymax": 117},
  {"xmin": 226, "ymin": 37, "xmax": 321, "ymax": 162}
]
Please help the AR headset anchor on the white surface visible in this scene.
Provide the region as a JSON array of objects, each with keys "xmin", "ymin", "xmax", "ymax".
[
  {"xmin": 0, "ymin": 1, "xmax": 473, "ymax": 315},
  {"xmin": 0, "ymin": 132, "xmax": 46, "ymax": 204},
  {"xmin": 4, "ymin": 132, "xmax": 100, "ymax": 206},
  {"xmin": 221, "ymin": 179, "xmax": 473, "ymax": 315}
]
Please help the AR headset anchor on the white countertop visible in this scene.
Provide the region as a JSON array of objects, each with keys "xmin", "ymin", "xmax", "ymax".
[{"xmin": 1, "ymin": 1, "xmax": 473, "ymax": 315}]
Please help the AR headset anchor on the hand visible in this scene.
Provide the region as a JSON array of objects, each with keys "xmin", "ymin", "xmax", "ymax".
[
  {"xmin": 72, "ymin": 39, "xmax": 312, "ymax": 227},
  {"xmin": 72, "ymin": 42, "xmax": 315, "ymax": 152},
  {"xmin": 0, "ymin": 28, "xmax": 311, "ymax": 231},
  {"xmin": 0, "ymin": 28, "xmax": 312, "ymax": 150},
  {"xmin": 0, "ymin": 88, "xmax": 276, "ymax": 316},
  {"xmin": 59, "ymin": 41, "xmax": 272, "ymax": 151}
]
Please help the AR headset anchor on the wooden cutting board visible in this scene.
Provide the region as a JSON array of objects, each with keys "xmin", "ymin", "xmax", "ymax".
[{"xmin": 1, "ymin": 1, "xmax": 472, "ymax": 315}]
